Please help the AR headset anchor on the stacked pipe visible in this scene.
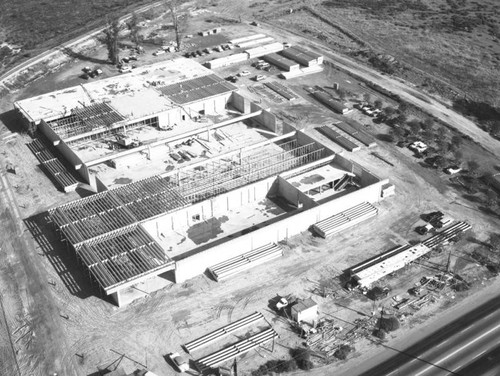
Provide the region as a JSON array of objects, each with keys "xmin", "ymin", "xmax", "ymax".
[
  {"xmin": 209, "ymin": 243, "xmax": 283, "ymax": 281},
  {"xmin": 312, "ymin": 202, "xmax": 378, "ymax": 238},
  {"xmin": 183, "ymin": 312, "xmax": 263, "ymax": 353},
  {"xmin": 423, "ymin": 222, "xmax": 471, "ymax": 248},
  {"xmin": 196, "ymin": 328, "xmax": 278, "ymax": 371}
]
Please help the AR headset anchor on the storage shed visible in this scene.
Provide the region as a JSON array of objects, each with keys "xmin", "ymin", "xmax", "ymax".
[{"xmin": 291, "ymin": 298, "xmax": 318, "ymax": 325}]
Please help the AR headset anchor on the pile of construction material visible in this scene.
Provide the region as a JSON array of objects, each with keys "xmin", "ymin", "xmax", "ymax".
[
  {"xmin": 423, "ymin": 222, "xmax": 472, "ymax": 248},
  {"xmin": 381, "ymin": 183, "xmax": 395, "ymax": 198},
  {"xmin": 184, "ymin": 312, "xmax": 263, "ymax": 353},
  {"xmin": 317, "ymin": 126, "xmax": 360, "ymax": 152},
  {"xmin": 195, "ymin": 328, "xmax": 278, "ymax": 372},
  {"xmin": 312, "ymin": 202, "xmax": 378, "ymax": 238},
  {"xmin": 334, "ymin": 121, "xmax": 377, "ymax": 148},
  {"xmin": 208, "ymin": 243, "xmax": 283, "ymax": 281}
]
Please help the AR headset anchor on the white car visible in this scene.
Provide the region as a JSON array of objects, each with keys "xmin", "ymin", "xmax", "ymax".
[
  {"xmin": 119, "ymin": 66, "xmax": 132, "ymax": 73},
  {"xmin": 153, "ymin": 50, "xmax": 166, "ymax": 56},
  {"xmin": 254, "ymin": 74, "xmax": 266, "ymax": 81},
  {"xmin": 169, "ymin": 352, "xmax": 189, "ymax": 372},
  {"xmin": 409, "ymin": 141, "xmax": 428, "ymax": 154},
  {"xmin": 239, "ymin": 70, "xmax": 251, "ymax": 77},
  {"xmin": 445, "ymin": 166, "xmax": 462, "ymax": 174},
  {"xmin": 276, "ymin": 297, "xmax": 288, "ymax": 310}
]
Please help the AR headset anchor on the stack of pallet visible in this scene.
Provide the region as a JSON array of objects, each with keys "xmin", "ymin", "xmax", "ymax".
[
  {"xmin": 312, "ymin": 202, "xmax": 378, "ymax": 238},
  {"xmin": 208, "ymin": 243, "xmax": 283, "ymax": 281},
  {"xmin": 423, "ymin": 222, "xmax": 471, "ymax": 248}
]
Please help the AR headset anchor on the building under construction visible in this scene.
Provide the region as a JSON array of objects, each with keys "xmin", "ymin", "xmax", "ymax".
[{"xmin": 16, "ymin": 58, "xmax": 393, "ymax": 306}]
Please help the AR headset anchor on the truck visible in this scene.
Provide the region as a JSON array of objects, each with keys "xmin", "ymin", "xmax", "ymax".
[{"xmin": 116, "ymin": 136, "xmax": 140, "ymax": 149}]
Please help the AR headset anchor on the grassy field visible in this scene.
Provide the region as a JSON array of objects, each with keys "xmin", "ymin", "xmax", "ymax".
[
  {"xmin": 253, "ymin": 0, "xmax": 500, "ymax": 136},
  {"xmin": 0, "ymin": 0, "xmax": 153, "ymax": 73}
]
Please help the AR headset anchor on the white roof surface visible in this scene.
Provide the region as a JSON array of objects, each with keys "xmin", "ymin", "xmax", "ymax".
[
  {"xmin": 15, "ymin": 58, "xmax": 213, "ymax": 123},
  {"xmin": 354, "ymin": 243, "xmax": 431, "ymax": 288}
]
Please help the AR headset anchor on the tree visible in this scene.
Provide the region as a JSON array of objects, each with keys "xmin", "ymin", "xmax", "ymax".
[
  {"xmin": 104, "ymin": 17, "xmax": 122, "ymax": 65},
  {"xmin": 383, "ymin": 106, "xmax": 396, "ymax": 117},
  {"xmin": 489, "ymin": 233, "xmax": 500, "ymax": 251},
  {"xmin": 128, "ymin": 12, "xmax": 141, "ymax": 47},
  {"xmin": 486, "ymin": 190, "xmax": 498, "ymax": 207},
  {"xmin": 408, "ymin": 119, "xmax": 421, "ymax": 135},
  {"xmin": 467, "ymin": 160, "xmax": 481, "ymax": 177},
  {"xmin": 166, "ymin": 0, "xmax": 188, "ymax": 51},
  {"xmin": 334, "ymin": 344, "xmax": 354, "ymax": 360},
  {"xmin": 338, "ymin": 88, "xmax": 347, "ymax": 101},
  {"xmin": 374, "ymin": 99, "xmax": 384, "ymax": 109}
]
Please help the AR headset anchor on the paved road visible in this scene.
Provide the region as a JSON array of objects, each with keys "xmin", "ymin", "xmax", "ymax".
[
  {"xmin": 0, "ymin": 0, "xmax": 165, "ymax": 87},
  {"xmin": 358, "ymin": 296, "xmax": 500, "ymax": 376}
]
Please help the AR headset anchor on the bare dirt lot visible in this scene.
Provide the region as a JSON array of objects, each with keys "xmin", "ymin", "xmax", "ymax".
[{"xmin": 0, "ymin": 1, "xmax": 499, "ymax": 376}]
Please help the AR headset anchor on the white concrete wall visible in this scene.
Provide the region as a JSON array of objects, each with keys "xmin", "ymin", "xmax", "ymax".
[
  {"xmin": 142, "ymin": 176, "xmax": 276, "ymax": 234},
  {"xmin": 174, "ymin": 178, "xmax": 388, "ymax": 283}
]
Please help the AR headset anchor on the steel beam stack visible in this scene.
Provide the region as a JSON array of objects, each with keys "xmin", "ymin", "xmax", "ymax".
[
  {"xmin": 423, "ymin": 222, "xmax": 471, "ymax": 248},
  {"xmin": 183, "ymin": 312, "xmax": 263, "ymax": 353},
  {"xmin": 208, "ymin": 243, "xmax": 283, "ymax": 281},
  {"xmin": 312, "ymin": 202, "xmax": 378, "ymax": 238},
  {"xmin": 196, "ymin": 328, "xmax": 278, "ymax": 371}
]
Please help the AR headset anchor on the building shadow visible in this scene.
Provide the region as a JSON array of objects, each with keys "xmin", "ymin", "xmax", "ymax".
[
  {"xmin": 62, "ymin": 47, "xmax": 110, "ymax": 66},
  {"xmin": 24, "ymin": 211, "xmax": 99, "ymax": 299},
  {"xmin": 0, "ymin": 109, "xmax": 25, "ymax": 134}
]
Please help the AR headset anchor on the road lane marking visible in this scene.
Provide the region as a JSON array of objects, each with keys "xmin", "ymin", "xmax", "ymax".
[{"xmin": 414, "ymin": 322, "xmax": 500, "ymax": 376}]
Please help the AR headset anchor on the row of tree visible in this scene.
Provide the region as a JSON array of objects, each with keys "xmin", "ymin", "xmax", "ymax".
[{"xmin": 104, "ymin": 0, "xmax": 184, "ymax": 65}]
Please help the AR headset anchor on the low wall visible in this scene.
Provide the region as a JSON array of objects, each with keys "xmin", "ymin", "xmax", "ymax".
[{"xmin": 174, "ymin": 178, "xmax": 387, "ymax": 282}]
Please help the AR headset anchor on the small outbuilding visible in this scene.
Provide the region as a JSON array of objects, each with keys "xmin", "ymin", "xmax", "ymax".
[{"xmin": 291, "ymin": 298, "xmax": 318, "ymax": 325}]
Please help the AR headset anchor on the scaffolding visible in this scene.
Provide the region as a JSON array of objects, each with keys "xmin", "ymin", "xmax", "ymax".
[{"xmin": 176, "ymin": 141, "xmax": 325, "ymax": 202}]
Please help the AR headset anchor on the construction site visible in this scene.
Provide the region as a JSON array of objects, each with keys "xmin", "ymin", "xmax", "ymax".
[{"xmin": 1, "ymin": 4, "xmax": 498, "ymax": 376}]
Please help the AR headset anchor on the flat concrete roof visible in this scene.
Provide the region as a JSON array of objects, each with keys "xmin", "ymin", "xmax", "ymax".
[
  {"xmin": 15, "ymin": 58, "xmax": 218, "ymax": 124},
  {"xmin": 286, "ymin": 164, "xmax": 348, "ymax": 193}
]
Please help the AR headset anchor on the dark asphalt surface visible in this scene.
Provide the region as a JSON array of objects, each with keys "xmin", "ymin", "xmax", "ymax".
[{"xmin": 358, "ymin": 296, "xmax": 500, "ymax": 376}]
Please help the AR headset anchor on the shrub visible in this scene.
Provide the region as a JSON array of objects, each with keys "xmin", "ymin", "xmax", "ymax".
[
  {"xmin": 373, "ymin": 329, "xmax": 387, "ymax": 340},
  {"xmin": 379, "ymin": 316, "xmax": 400, "ymax": 332},
  {"xmin": 291, "ymin": 348, "xmax": 314, "ymax": 370},
  {"xmin": 334, "ymin": 344, "xmax": 354, "ymax": 360}
]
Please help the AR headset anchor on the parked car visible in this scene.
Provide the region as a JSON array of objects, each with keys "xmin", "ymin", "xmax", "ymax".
[
  {"xmin": 153, "ymin": 50, "xmax": 165, "ymax": 56},
  {"xmin": 170, "ymin": 152, "xmax": 181, "ymax": 162},
  {"xmin": 416, "ymin": 223, "xmax": 434, "ymax": 235},
  {"xmin": 445, "ymin": 166, "xmax": 462, "ymax": 175},
  {"xmin": 119, "ymin": 66, "xmax": 132, "ymax": 73},
  {"xmin": 225, "ymin": 75, "xmax": 238, "ymax": 83},
  {"xmin": 423, "ymin": 211, "xmax": 443, "ymax": 223},
  {"xmin": 177, "ymin": 150, "xmax": 191, "ymax": 161},
  {"xmin": 254, "ymin": 74, "xmax": 266, "ymax": 81},
  {"xmin": 169, "ymin": 352, "xmax": 189, "ymax": 372},
  {"xmin": 283, "ymin": 41, "xmax": 292, "ymax": 48},
  {"xmin": 409, "ymin": 141, "xmax": 428, "ymax": 154},
  {"xmin": 276, "ymin": 297, "xmax": 288, "ymax": 310},
  {"xmin": 239, "ymin": 70, "xmax": 251, "ymax": 77}
]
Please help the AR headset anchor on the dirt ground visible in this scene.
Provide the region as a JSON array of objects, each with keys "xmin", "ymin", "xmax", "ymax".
[{"xmin": 0, "ymin": 2, "xmax": 499, "ymax": 376}]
